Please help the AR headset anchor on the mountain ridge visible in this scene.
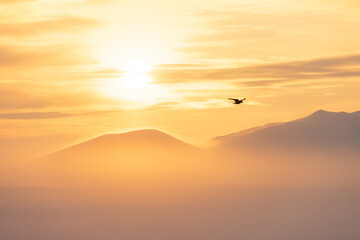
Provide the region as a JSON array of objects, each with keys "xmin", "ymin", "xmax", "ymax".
[
  {"xmin": 212, "ymin": 109, "xmax": 360, "ymax": 152},
  {"xmin": 44, "ymin": 109, "xmax": 360, "ymax": 161},
  {"xmin": 44, "ymin": 129, "xmax": 199, "ymax": 162}
]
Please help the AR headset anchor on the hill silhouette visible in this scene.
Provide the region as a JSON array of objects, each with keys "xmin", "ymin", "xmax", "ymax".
[
  {"xmin": 46, "ymin": 129, "xmax": 198, "ymax": 161},
  {"xmin": 42, "ymin": 129, "xmax": 206, "ymax": 186},
  {"xmin": 213, "ymin": 110, "xmax": 360, "ymax": 153},
  {"xmin": 39, "ymin": 111, "xmax": 360, "ymax": 186}
]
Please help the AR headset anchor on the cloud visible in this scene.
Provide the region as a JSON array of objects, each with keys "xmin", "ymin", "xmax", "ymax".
[
  {"xmin": 0, "ymin": 86, "xmax": 121, "ymax": 112},
  {"xmin": 153, "ymin": 54, "xmax": 360, "ymax": 87},
  {"xmin": 0, "ymin": 1, "xmax": 102, "ymax": 79},
  {"xmin": 0, "ymin": 110, "xmax": 119, "ymax": 119},
  {"xmin": 0, "ymin": 16, "xmax": 100, "ymax": 37},
  {"xmin": 0, "ymin": 89, "xmax": 50, "ymax": 110},
  {"xmin": 0, "ymin": 44, "xmax": 97, "ymax": 68},
  {"xmin": 0, "ymin": 112, "xmax": 73, "ymax": 119},
  {"xmin": 140, "ymin": 101, "xmax": 181, "ymax": 112},
  {"xmin": 142, "ymin": 99, "xmax": 231, "ymax": 111},
  {"xmin": 178, "ymin": 5, "xmax": 360, "ymax": 61},
  {"xmin": 0, "ymin": 0, "xmax": 33, "ymax": 3}
]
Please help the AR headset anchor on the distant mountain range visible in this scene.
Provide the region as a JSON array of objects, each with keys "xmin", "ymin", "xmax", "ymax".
[
  {"xmin": 45, "ymin": 110, "xmax": 360, "ymax": 161},
  {"xmin": 37, "ymin": 110, "xmax": 360, "ymax": 186},
  {"xmin": 212, "ymin": 110, "xmax": 360, "ymax": 153}
]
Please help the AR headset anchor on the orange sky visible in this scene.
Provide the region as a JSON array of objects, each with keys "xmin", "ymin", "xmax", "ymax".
[{"xmin": 1, "ymin": 0, "xmax": 360, "ymax": 149}]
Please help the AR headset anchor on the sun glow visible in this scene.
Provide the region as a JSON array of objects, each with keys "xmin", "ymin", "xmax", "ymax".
[
  {"xmin": 122, "ymin": 73, "xmax": 152, "ymax": 89},
  {"xmin": 123, "ymin": 59, "xmax": 153, "ymax": 73},
  {"xmin": 122, "ymin": 59, "xmax": 153, "ymax": 89},
  {"xmin": 101, "ymin": 59, "xmax": 171, "ymax": 103}
]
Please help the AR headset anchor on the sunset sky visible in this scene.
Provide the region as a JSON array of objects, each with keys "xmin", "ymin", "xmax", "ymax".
[{"xmin": 1, "ymin": 0, "xmax": 360, "ymax": 151}]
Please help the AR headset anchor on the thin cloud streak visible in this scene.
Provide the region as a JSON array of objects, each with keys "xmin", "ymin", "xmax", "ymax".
[
  {"xmin": 0, "ymin": 16, "xmax": 101, "ymax": 36},
  {"xmin": 154, "ymin": 54, "xmax": 360, "ymax": 87},
  {"xmin": 0, "ymin": 109, "xmax": 120, "ymax": 119}
]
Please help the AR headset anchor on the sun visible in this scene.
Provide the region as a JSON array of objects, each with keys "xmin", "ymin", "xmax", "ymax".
[
  {"xmin": 122, "ymin": 59, "xmax": 153, "ymax": 88},
  {"xmin": 101, "ymin": 59, "xmax": 153, "ymax": 97},
  {"xmin": 101, "ymin": 59, "xmax": 171, "ymax": 103}
]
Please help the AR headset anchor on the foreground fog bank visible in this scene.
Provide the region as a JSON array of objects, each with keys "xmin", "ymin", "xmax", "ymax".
[{"xmin": 1, "ymin": 186, "xmax": 359, "ymax": 240}]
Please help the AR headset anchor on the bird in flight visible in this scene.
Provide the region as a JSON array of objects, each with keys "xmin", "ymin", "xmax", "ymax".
[{"xmin": 228, "ymin": 98, "xmax": 246, "ymax": 104}]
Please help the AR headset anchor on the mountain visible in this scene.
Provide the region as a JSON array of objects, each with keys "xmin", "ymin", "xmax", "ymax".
[
  {"xmin": 41, "ymin": 129, "xmax": 207, "ymax": 186},
  {"xmin": 37, "ymin": 112, "xmax": 360, "ymax": 187},
  {"xmin": 212, "ymin": 110, "xmax": 360, "ymax": 153},
  {"xmin": 45, "ymin": 129, "xmax": 198, "ymax": 162}
]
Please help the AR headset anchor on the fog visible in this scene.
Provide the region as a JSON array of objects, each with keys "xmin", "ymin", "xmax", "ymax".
[
  {"xmin": 1, "ymin": 147, "xmax": 360, "ymax": 240},
  {"xmin": 1, "ymin": 127, "xmax": 360, "ymax": 240},
  {"xmin": 1, "ymin": 186, "xmax": 360, "ymax": 240}
]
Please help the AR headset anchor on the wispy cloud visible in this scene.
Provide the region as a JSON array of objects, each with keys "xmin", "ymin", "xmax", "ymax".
[
  {"xmin": 0, "ymin": 0, "xmax": 33, "ymax": 3},
  {"xmin": 179, "ymin": 5, "xmax": 360, "ymax": 62},
  {"xmin": 154, "ymin": 54, "xmax": 360, "ymax": 87},
  {"xmin": 0, "ymin": 16, "xmax": 100, "ymax": 37},
  {"xmin": 0, "ymin": 109, "xmax": 119, "ymax": 119},
  {"xmin": 0, "ymin": 44, "xmax": 97, "ymax": 68},
  {"xmin": 0, "ymin": 86, "xmax": 121, "ymax": 112},
  {"xmin": 0, "ymin": 111, "xmax": 73, "ymax": 119}
]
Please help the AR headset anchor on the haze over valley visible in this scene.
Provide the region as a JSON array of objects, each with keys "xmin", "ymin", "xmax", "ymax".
[{"xmin": 2, "ymin": 0, "xmax": 360, "ymax": 238}]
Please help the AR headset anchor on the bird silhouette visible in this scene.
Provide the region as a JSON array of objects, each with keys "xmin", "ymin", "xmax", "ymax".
[{"xmin": 228, "ymin": 98, "xmax": 246, "ymax": 104}]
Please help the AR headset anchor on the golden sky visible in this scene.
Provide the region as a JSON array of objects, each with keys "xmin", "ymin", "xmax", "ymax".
[{"xmin": 1, "ymin": 0, "xmax": 360, "ymax": 148}]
